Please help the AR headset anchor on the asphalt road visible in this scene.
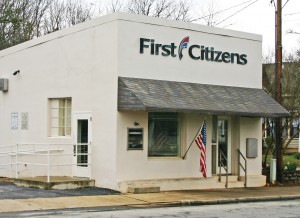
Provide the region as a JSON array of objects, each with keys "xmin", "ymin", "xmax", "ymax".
[
  {"xmin": 5, "ymin": 200, "xmax": 300, "ymax": 218},
  {"xmin": 2, "ymin": 199, "xmax": 300, "ymax": 218},
  {"xmin": 0, "ymin": 182, "xmax": 119, "ymax": 199}
]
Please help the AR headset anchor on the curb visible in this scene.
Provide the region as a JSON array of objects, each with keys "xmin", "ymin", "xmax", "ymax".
[
  {"xmin": 177, "ymin": 195, "xmax": 300, "ymax": 207},
  {"xmin": 122, "ymin": 195, "xmax": 300, "ymax": 210},
  {"xmin": 84, "ymin": 195, "xmax": 300, "ymax": 210}
]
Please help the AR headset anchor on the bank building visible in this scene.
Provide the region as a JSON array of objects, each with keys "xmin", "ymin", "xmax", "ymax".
[{"xmin": 0, "ymin": 13, "xmax": 288, "ymax": 192}]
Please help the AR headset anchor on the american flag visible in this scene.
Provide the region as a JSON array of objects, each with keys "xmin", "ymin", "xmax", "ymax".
[{"xmin": 195, "ymin": 120, "xmax": 207, "ymax": 178}]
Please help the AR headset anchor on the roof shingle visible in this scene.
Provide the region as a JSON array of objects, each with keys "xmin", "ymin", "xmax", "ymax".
[{"xmin": 118, "ymin": 77, "xmax": 289, "ymax": 117}]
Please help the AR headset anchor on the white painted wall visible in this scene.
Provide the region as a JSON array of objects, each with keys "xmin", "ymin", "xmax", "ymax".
[
  {"xmin": 239, "ymin": 117, "xmax": 263, "ymax": 175},
  {"xmin": 116, "ymin": 112, "xmax": 211, "ymax": 182},
  {"xmin": 116, "ymin": 113, "xmax": 264, "ymax": 188},
  {"xmin": 0, "ymin": 16, "xmax": 120, "ymax": 189}
]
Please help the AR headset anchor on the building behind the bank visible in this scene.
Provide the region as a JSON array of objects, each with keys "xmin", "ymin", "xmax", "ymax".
[
  {"xmin": 262, "ymin": 62, "xmax": 300, "ymax": 153},
  {"xmin": 0, "ymin": 13, "xmax": 289, "ymax": 192}
]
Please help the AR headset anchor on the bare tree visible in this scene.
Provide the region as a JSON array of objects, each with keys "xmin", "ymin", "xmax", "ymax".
[
  {"xmin": 65, "ymin": 0, "xmax": 95, "ymax": 26},
  {"xmin": 106, "ymin": 0, "xmax": 193, "ymax": 22},
  {"xmin": 106, "ymin": 0, "xmax": 124, "ymax": 13},
  {"xmin": 263, "ymin": 50, "xmax": 300, "ymax": 155},
  {"xmin": 165, "ymin": 0, "xmax": 192, "ymax": 21},
  {"xmin": 43, "ymin": 0, "xmax": 66, "ymax": 34},
  {"xmin": 0, "ymin": 0, "xmax": 52, "ymax": 49},
  {"xmin": 0, "ymin": 0, "xmax": 100, "ymax": 50},
  {"xmin": 0, "ymin": 0, "xmax": 15, "ymax": 48},
  {"xmin": 262, "ymin": 50, "xmax": 276, "ymax": 97},
  {"xmin": 127, "ymin": 0, "xmax": 155, "ymax": 16},
  {"xmin": 43, "ymin": 0, "xmax": 98, "ymax": 34},
  {"xmin": 199, "ymin": 0, "xmax": 220, "ymax": 26},
  {"xmin": 190, "ymin": 0, "xmax": 221, "ymax": 26},
  {"xmin": 1, "ymin": 0, "xmax": 195, "ymax": 51}
]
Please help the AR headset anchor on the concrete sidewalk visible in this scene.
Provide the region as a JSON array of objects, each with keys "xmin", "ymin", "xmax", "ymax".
[{"xmin": 0, "ymin": 186, "xmax": 300, "ymax": 213}]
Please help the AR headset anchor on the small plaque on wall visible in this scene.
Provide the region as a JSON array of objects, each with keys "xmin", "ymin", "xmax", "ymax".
[
  {"xmin": 21, "ymin": 112, "xmax": 29, "ymax": 130},
  {"xmin": 246, "ymin": 138, "xmax": 258, "ymax": 158},
  {"xmin": 11, "ymin": 112, "xmax": 18, "ymax": 130},
  {"xmin": 128, "ymin": 128, "xmax": 143, "ymax": 150}
]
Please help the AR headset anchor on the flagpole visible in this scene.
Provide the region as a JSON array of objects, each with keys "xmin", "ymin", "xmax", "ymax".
[{"xmin": 182, "ymin": 120, "xmax": 205, "ymax": 159}]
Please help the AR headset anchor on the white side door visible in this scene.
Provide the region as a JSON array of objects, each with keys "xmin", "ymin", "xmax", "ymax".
[{"xmin": 73, "ymin": 112, "xmax": 92, "ymax": 178}]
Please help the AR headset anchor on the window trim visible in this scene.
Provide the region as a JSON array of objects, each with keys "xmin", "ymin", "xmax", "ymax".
[
  {"xmin": 147, "ymin": 112, "xmax": 185, "ymax": 158},
  {"xmin": 48, "ymin": 97, "xmax": 72, "ymax": 137}
]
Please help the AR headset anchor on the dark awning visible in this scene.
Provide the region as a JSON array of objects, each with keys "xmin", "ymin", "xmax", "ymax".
[{"xmin": 118, "ymin": 77, "xmax": 289, "ymax": 117}]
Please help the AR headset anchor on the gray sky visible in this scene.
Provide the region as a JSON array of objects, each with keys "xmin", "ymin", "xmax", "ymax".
[
  {"xmin": 85, "ymin": 0, "xmax": 300, "ymax": 55},
  {"xmin": 204, "ymin": 0, "xmax": 300, "ymax": 56}
]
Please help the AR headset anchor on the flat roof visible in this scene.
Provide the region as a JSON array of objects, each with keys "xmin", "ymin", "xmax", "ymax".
[
  {"xmin": 118, "ymin": 77, "xmax": 289, "ymax": 117},
  {"xmin": 0, "ymin": 12, "xmax": 262, "ymax": 59}
]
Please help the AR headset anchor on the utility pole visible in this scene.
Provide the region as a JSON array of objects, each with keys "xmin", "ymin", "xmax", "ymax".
[{"xmin": 274, "ymin": 0, "xmax": 283, "ymax": 183}]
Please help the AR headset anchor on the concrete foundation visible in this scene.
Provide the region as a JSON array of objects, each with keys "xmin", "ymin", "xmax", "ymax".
[{"xmin": 13, "ymin": 176, "xmax": 95, "ymax": 190}]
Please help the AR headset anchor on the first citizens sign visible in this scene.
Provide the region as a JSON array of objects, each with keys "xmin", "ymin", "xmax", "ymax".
[{"xmin": 140, "ymin": 36, "xmax": 248, "ymax": 65}]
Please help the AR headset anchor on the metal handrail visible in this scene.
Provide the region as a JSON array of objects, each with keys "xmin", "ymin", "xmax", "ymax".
[
  {"xmin": 237, "ymin": 149, "xmax": 247, "ymax": 187},
  {"xmin": 218, "ymin": 149, "xmax": 228, "ymax": 188},
  {"xmin": 0, "ymin": 143, "xmax": 92, "ymax": 182}
]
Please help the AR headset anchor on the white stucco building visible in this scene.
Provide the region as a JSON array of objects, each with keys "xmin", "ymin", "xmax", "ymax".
[{"xmin": 0, "ymin": 13, "xmax": 288, "ymax": 192}]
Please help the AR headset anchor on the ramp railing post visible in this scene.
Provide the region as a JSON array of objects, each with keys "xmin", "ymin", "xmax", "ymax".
[
  {"xmin": 89, "ymin": 142, "xmax": 92, "ymax": 180},
  {"xmin": 16, "ymin": 144, "xmax": 18, "ymax": 179},
  {"xmin": 47, "ymin": 144, "xmax": 50, "ymax": 183},
  {"xmin": 10, "ymin": 145, "xmax": 12, "ymax": 178}
]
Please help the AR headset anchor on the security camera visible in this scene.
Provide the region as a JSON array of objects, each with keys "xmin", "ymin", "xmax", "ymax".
[{"xmin": 13, "ymin": 70, "xmax": 20, "ymax": 76}]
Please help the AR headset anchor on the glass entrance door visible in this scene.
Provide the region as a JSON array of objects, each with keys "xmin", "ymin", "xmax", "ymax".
[
  {"xmin": 73, "ymin": 113, "xmax": 92, "ymax": 178},
  {"xmin": 218, "ymin": 118, "xmax": 231, "ymax": 174}
]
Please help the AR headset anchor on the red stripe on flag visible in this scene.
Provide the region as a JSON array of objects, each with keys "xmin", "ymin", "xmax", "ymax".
[{"xmin": 194, "ymin": 121, "xmax": 207, "ymax": 178}]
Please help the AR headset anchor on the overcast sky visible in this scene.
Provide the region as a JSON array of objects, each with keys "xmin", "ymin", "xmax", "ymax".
[
  {"xmin": 86, "ymin": 0, "xmax": 300, "ymax": 55},
  {"xmin": 206, "ymin": 0, "xmax": 300, "ymax": 56}
]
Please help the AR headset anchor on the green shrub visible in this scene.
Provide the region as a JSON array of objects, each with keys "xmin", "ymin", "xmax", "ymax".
[
  {"xmin": 284, "ymin": 162, "xmax": 297, "ymax": 171},
  {"xmin": 293, "ymin": 153, "xmax": 300, "ymax": 160},
  {"xmin": 283, "ymin": 153, "xmax": 300, "ymax": 168}
]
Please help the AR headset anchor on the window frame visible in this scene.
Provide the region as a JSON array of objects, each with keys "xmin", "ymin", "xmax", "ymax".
[
  {"xmin": 48, "ymin": 98, "xmax": 72, "ymax": 137},
  {"xmin": 147, "ymin": 112, "xmax": 184, "ymax": 158}
]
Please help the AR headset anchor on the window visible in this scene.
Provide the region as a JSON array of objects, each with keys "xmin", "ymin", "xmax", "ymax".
[
  {"xmin": 49, "ymin": 98, "xmax": 71, "ymax": 136},
  {"xmin": 148, "ymin": 112, "xmax": 181, "ymax": 157},
  {"xmin": 77, "ymin": 119, "xmax": 88, "ymax": 167}
]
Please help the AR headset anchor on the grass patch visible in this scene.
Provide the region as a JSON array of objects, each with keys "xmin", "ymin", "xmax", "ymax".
[
  {"xmin": 263, "ymin": 152, "xmax": 300, "ymax": 168},
  {"xmin": 283, "ymin": 153, "xmax": 300, "ymax": 167}
]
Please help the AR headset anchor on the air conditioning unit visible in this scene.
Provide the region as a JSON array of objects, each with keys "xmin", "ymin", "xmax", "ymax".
[{"xmin": 0, "ymin": 78, "xmax": 8, "ymax": 91}]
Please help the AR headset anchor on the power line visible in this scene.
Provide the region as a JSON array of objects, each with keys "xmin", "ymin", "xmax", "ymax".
[
  {"xmin": 272, "ymin": 0, "xmax": 291, "ymax": 9},
  {"xmin": 214, "ymin": 0, "xmax": 259, "ymax": 26},
  {"xmin": 282, "ymin": 0, "xmax": 290, "ymax": 8},
  {"xmin": 191, "ymin": 0, "xmax": 255, "ymax": 22},
  {"xmin": 284, "ymin": 11, "xmax": 300, "ymax": 16}
]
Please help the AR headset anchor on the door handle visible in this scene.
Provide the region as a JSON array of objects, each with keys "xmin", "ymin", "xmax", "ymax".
[{"xmin": 73, "ymin": 145, "xmax": 76, "ymax": 156}]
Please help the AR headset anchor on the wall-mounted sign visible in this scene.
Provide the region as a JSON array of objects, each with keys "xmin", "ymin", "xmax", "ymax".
[
  {"xmin": 139, "ymin": 37, "xmax": 247, "ymax": 65},
  {"xmin": 246, "ymin": 138, "xmax": 258, "ymax": 158},
  {"xmin": 21, "ymin": 112, "xmax": 29, "ymax": 130},
  {"xmin": 128, "ymin": 128, "xmax": 143, "ymax": 150},
  {"xmin": 11, "ymin": 112, "xmax": 18, "ymax": 130}
]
